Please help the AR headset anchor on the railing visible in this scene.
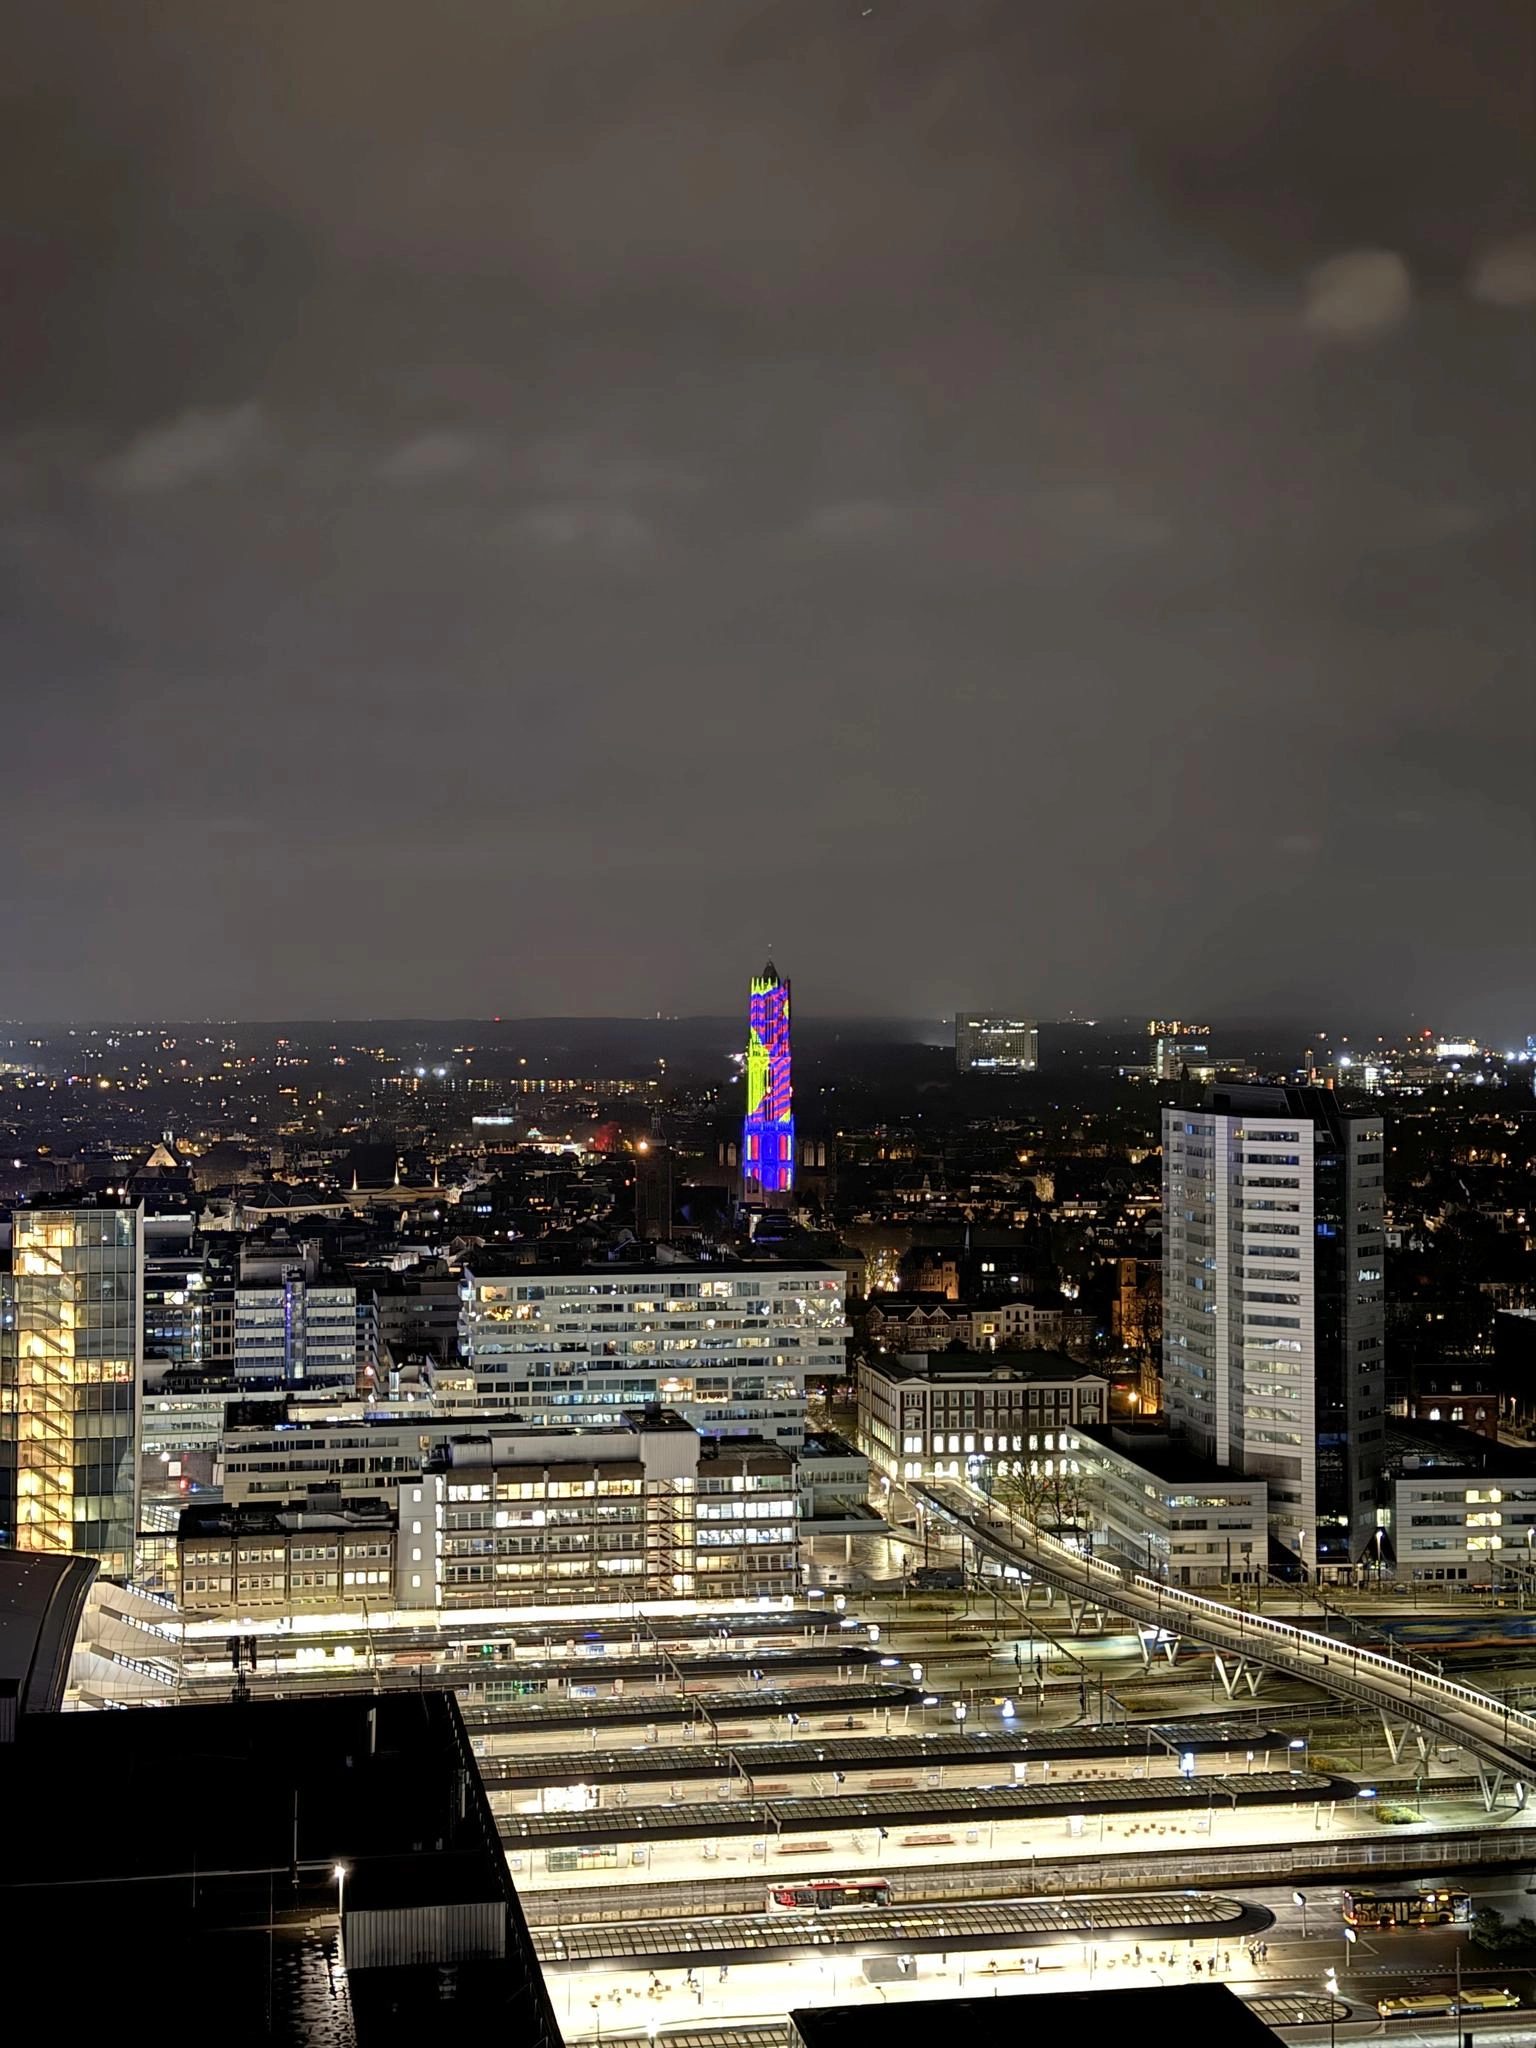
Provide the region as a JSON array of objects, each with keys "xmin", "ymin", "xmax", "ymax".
[{"xmin": 918, "ymin": 1483, "xmax": 1536, "ymax": 1777}]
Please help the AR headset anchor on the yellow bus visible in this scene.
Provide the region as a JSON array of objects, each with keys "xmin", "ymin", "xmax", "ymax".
[{"xmin": 1344, "ymin": 1886, "xmax": 1470, "ymax": 1928}]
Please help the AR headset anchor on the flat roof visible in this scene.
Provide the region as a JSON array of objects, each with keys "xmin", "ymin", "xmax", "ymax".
[
  {"xmin": 799, "ymin": 1430, "xmax": 865, "ymax": 1461},
  {"xmin": 793, "ymin": 1982, "xmax": 1283, "ymax": 2048},
  {"xmin": 870, "ymin": 1350, "xmax": 1103, "ymax": 1384},
  {"xmin": 1080, "ymin": 1423, "xmax": 1266, "ymax": 1490},
  {"xmin": 0, "ymin": 1692, "xmax": 561, "ymax": 2047},
  {"xmin": 460, "ymin": 1253, "xmax": 838, "ymax": 1278}
]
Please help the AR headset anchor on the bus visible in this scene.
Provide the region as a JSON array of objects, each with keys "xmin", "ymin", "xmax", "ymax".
[
  {"xmin": 1377, "ymin": 1989, "xmax": 1519, "ymax": 2018},
  {"xmin": 767, "ymin": 1879, "xmax": 893, "ymax": 1914},
  {"xmin": 1343, "ymin": 1887, "xmax": 1471, "ymax": 1929}
]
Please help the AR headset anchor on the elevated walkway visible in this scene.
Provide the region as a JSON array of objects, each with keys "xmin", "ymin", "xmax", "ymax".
[{"xmin": 914, "ymin": 1480, "xmax": 1536, "ymax": 1806}]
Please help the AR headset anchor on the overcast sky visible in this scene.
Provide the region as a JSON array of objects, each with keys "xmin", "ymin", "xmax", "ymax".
[{"xmin": 3, "ymin": 0, "xmax": 1532, "ymax": 1029}]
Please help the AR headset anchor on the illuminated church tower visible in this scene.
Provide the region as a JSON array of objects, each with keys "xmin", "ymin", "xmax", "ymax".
[{"xmin": 742, "ymin": 960, "xmax": 795, "ymax": 1201}]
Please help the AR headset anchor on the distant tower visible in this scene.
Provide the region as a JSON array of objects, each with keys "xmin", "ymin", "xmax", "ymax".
[{"xmin": 742, "ymin": 961, "xmax": 795, "ymax": 1202}]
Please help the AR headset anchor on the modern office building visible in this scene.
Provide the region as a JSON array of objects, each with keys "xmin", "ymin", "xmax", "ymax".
[
  {"xmin": 0, "ymin": 1251, "xmax": 16, "ymax": 1547},
  {"xmin": 1393, "ymin": 1469, "xmax": 1536, "ymax": 1585},
  {"xmin": 429, "ymin": 1417, "xmax": 798, "ymax": 1609},
  {"xmin": 954, "ymin": 1014, "xmax": 1039, "ymax": 1073},
  {"xmin": 10, "ymin": 1199, "xmax": 144, "ymax": 1576},
  {"xmin": 457, "ymin": 1257, "xmax": 846, "ymax": 1447},
  {"xmin": 1162, "ymin": 1085, "xmax": 1386, "ymax": 1574},
  {"xmin": 178, "ymin": 1495, "xmax": 399, "ymax": 1618},
  {"xmin": 184, "ymin": 1414, "xmax": 798, "ymax": 1615},
  {"xmin": 1148, "ymin": 1019, "xmax": 1214, "ymax": 1083},
  {"xmin": 743, "ymin": 960, "xmax": 795, "ymax": 1200},
  {"xmin": 233, "ymin": 1272, "xmax": 359, "ymax": 1388},
  {"xmin": 857, "ymin": 1349, "xmax": 1106, "ymax": 1486},
  {"xmin": 1075, "ymin": 1423, "xmax": 1267, "ymax": 1584}
]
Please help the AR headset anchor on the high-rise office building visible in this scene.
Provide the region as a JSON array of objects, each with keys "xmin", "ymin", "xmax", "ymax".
[
  {"xmin": 743, "ymin": 960, "xmax": 795, "ymax": 1200},
  {"xmin": 1162, "ymin": 1086, "xmax": 1385, "ymax": 1573},
  {"xmin": 10, "ymin": 1199, "xmax": 144, "ymax": 1576},
  {"xmin": 0, "ymin": 1250, "xmax": 16, "ymax": 1546},
  {"xmin": 955, "ymin": 1015, "xmax": 1039, "ymax": 1073}
]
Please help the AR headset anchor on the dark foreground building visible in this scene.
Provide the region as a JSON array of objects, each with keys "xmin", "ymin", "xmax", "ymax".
[
  {"xmin": 0, "ymin": 1690, "xmax": 562, "ymax": 2046},
  {"xmin": 794, "ymin": 1982, "xmax": 1284, "ymax": 2048}
]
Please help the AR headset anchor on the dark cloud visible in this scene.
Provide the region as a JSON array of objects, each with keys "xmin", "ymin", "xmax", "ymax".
[{"xmin": 1, "ymin": 0, "xmax": 1532, "ymax": 1028}]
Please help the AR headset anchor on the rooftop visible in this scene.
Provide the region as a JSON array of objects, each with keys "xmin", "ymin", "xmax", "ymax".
[
  {"xmin": 1079, "ymin": 1422, "xmax": 1266, "ymax": 1490},
  {"xmin": 872, "ymin": 1349, "xmax": 1104, "ymax": 1385},
  {"xmin": 792, "ymin": 1982, "xmax": 1283, "ymax": 2048},
  {"xmin": 0, "ymin": 1692, "xmax": 560, "ymax": 2047},
  {"xmin": 179, "ymin": 1497, "xmax": 398, "ymax": 1540},
  {"xmin": 460, "ymin": 1251, "xmax": 838, "ymax": 1279}
]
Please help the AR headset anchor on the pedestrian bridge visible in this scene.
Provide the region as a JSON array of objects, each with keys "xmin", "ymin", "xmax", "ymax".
[{"xmin": 912, "ymin": 1480, "xmax": 1536, "ymax": 1805}]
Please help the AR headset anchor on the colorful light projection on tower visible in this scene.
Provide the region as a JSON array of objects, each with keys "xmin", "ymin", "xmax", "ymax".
[{"xmin": 743, "ymin": 961, "xmax": 794, "ymax": 1198}]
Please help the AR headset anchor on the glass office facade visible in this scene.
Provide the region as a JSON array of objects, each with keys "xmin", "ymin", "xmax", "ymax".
[{"xmin": 13, "ymin": 1204, "xmax": 143, "ymax": 1576}]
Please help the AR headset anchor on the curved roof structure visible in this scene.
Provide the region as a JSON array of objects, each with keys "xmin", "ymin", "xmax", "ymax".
[{"xmin": 0, "ymin": 1551, "xmax": 97, "ymax": 1724}]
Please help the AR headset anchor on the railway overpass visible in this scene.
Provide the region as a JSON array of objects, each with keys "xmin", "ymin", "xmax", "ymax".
[{"xmin": 914, "ymin": 1479, "xmax": 1536, "ymax": 1804}]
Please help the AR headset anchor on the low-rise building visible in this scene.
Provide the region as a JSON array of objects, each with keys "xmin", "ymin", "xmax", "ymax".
[
  {"xmin": 178, "ymin": 1496, "xmax": 398, "ymax": 1618},
  {"xmin": 1394, "ymin": 1467, "xmax": 1536, "ymax": 1584},
  {"xmin": 857, "ymin": 1350, "xmax": 1107, "ymax": 1486},
  {"xmin": 796, "ymin": 1429, "xmax": 880, "ymax": 1533},
  {"xmin": 1075, "ymin": 1423, "xmax": 1268, "ymax": 1585},
  {"xmin": 186, "ymin": 1412, "xmax": 798, "ymax": 1616}
]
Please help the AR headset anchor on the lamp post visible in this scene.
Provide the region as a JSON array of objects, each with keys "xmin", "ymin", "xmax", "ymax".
[
  {"xmin": 1323, "ymin": 1967, "xmax": 1339, "ymax": 2048},
  {"xmin": 333, "ymin": 1863, "xmax": 349, "ymax": 1968}
]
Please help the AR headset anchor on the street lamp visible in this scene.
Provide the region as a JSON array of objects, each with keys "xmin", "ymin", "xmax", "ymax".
[
  {"xmin": 1323, "ymin": 1967, "xmax": 1339, "ymax": 2048},
  {"xmin": 954, "ymin": 1702, "xmax": 968, "ymax": 1727},
  {"xmin": 1289, "ymin": 1736, "xmax": 1309, "ymax": 1775},
  {"xmin": 333, "ymin": 1863, "xmax": 350, "ymax": 1966}
]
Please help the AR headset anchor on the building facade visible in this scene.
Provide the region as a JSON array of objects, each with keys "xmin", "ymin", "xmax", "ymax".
[
  {"xmin": 1075, "ymin": 1424, "xmax": 1267, "ymax": 1585},
  {"xmin": 1148, "ymin": 1020, "xmax": 1214, "ymax": 1083},
  {"xmin": 457, "ymin": 1259, "xmax": 846, "ymax": 1447},
  {"xmin": 10, "ymin": 1200, "xmax": 144, "ymax": 1576},
  {"xmin": 183, "ymin": 1415, "xmax": 798, "ymax": 1616},
  {"xmin": 233, "ymin": 1274, "xmax": 359, "ymax": 1388},
  {"xmin": 178, "ymin": 1497, "xmax": 398, "ymax": 1618},
  {"xmin": 743, "ymin": 961, "xmax": 795, "ymax": 1201},
  {"xmin": 955, "ymin": 1015, "xmax": 1039, "ymax": 1073},
  {"xmin": 0, "ymin": 1251, "xmax": 15, "ymax": 1547},
  {"xmin": 1162, "ymin": 1085, "xmax": 1386, "ymax": 1573},
  {"xmin": 857, "ymin": 1350, "xmax": 1106, "ymax": 1486},
  {"xmin": 429, "ymin": 1419, "xmax": 797, "ymax": 1608},
  {"xmin": 1394, "ymin": 1472, "xmax": 1536, "ymax": 1585}
]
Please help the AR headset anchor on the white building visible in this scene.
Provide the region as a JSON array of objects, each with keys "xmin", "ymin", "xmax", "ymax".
[
  {"xmin": 955, "ymin": 1015, "xmax": 1039, "ymax": 1073},
  {"xmin": 1162, "ymin": 1085, "xmax": 1385, "ymax": 1574},
  {"xmin": 1076, "ymin": 1424, "xmax": 1267, "ymax": 1586},
  {"xmin": 857, "ymin": 1350, "xmax": 1106, "ymax": 1487},
  {"xmin": 457, "ymin": 1258, "xmax": 847, "ymax": 1448},
  {"xmin": 1393, "ymin": 1470, "xmax": 1536, "ymax": 1585}
]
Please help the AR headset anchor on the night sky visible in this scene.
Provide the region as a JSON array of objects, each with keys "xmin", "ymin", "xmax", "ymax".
[{"xmin": 4, "ymin": 1, "xmax": 1532, "ymax": 1028}]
